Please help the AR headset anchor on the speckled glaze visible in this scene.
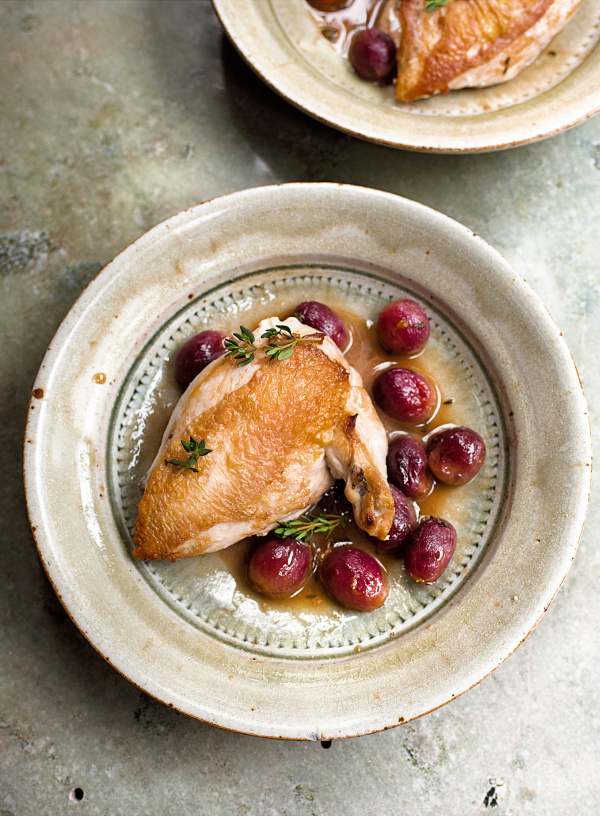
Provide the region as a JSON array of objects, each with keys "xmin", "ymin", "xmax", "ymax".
[
  {"xmin": 24, "ymin": 184, "xmax": 591, "ymax": 740},
  {"xmin": 211, "ymin": 0, "xmax": 600, "ymax": 151}
]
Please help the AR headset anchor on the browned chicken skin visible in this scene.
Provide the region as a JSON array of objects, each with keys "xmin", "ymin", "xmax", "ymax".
[
  {"xmin": 394, "ymin": 0, "xmax": 584, "ymax": 102},
  {"xmin": 133, "ymin": 317, "xmax": 394, "ymax": 561}
]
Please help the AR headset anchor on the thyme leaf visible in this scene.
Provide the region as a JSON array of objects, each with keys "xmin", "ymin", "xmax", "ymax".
[
  {"xmin": 223, "ymin": 325, "xmax": 257, "ymax": 366},
  {"xmin": 425, "ymin": 0, "xmax": 451, "ymax": 10},
  {"xmin": 261, "ymin": 324, "xmax": 324, "ymax": 362},
  {"xmin": 274, "ymin": 513, "xmax": 345, "ymax": 542},
  {"xmin": 165, "ymin": 436, "xmax": 212, "ymax": 474},
  {"xmin": 224, "ymin": 324, "xmax": 325, "ymax": 367}
]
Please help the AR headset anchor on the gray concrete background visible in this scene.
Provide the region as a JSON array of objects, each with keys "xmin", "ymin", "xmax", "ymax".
[{"xmin": 1, "ymin": 2, "xmax": 598, "ymax": 813}]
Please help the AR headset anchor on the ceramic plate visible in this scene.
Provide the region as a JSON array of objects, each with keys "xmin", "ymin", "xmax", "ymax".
[
  {"xmin": 24, "ymin": 184, "xmax": 591, "ymax": 739},
  {"xmin": 211, "ymin": 0, "xmax": 600, "ymax": 152}
]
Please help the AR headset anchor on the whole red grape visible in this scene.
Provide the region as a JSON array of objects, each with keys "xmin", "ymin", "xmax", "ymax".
[
  {"xmin": 176, "ymin": 330, "xmax": 226, "ymax": 389},
  {"xmin": 426, "ymin": 426, "xmax": 486, "ymax": 486},
  {"xmin": 247, "ymin": 536, "xmax": 313, "ymax": 599},
  {"xmin": 377, "ymin": 484, "xmax": 417, "ymax": 554},
  {"xmin": 373, "ymin": 368, "xmax": 437, "ymax": 424},
  {"xmin": 377, "ymin": 299, "xmax": 430, "ymax": 355},
  {"xmin": 320, "ymin": 546, "xmax": 388, "ymax": 611},
  {"xmin": 349, "ymin": 28, "xmax": 396, "ymax": 84},
  {"xmin": 293, "ymin": 301, "xmax": 348, "ymax": 350},
  {"xmin": 404, "ymin": 518, "xmax": 457, "ymax": 585},
  {"xmin": 386, "ymin": 434, "xmax": 433, "ymax": 498}
]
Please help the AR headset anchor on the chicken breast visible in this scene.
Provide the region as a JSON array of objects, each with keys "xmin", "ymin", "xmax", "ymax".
[
  {"xmin": 394, "ymin": 0, "xmax": 584, "ymax": 102},
  {"xmin": 133, "ymin": 316, "xmax": 394, "ymax": 561}
]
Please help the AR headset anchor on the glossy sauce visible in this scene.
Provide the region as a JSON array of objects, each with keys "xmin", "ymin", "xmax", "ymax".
[
  {"xmin": 303, "ymin": 0, "xmax": 401, "ymax": 57},
  {"xmin": 214, "ymin": 305, "xmax": 463, "ymax": 613}
]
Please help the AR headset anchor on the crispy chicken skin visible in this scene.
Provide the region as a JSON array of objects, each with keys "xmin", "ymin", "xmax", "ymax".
[
  {"xmin": 133, "ymin": 317, "xmax": 394, "ymax": 561},
  {"xmin": 394, "ymin": 0, "xmax": 584, "ymax": 102}
]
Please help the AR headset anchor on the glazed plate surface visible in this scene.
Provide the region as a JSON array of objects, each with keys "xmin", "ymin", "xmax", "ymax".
[
  {"xmin": 212, "ymin": 0, "xmax": 600, "ymax": 151},
  {"xmin": 24, "ymin": 184, "xmax": 591, "ymax": 739}
]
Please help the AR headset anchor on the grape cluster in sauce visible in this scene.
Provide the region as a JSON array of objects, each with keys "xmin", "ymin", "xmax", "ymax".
[{"xmin": 175, "ymin": 298, "xmax": 485, "ymax": 613}]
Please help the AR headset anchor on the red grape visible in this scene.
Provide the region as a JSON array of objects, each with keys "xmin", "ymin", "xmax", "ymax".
[
  {"xmin": 247, "ymin": 536, "xmax": 312, "ymax": 599},
  {"xmin": 373, "ymin": 368, "xmax": 437, "ymax": 424},
  {"xmin": 386, "ymin": 434, "xmax": 433, "ymax": 498},
  {"xmin": 320, "ymin": 546, "xmax": 388, "ymax": 611},
  {"xmin": 349, "ymin": 28, "xmax": 396, "ymax": 84},
  {"xmin": 377, "ymin": 299, "xmax": 430, "ymax": 355},
  {"xmin": 377, "ymin": 484, "xmax": 417, "ymax": 554},
  {"xmin": 308, "ymin": 0, "xmax": 352, "ymax": 10},
  {"xmin": 176, "ymin": 330, "xmax": 226, "ymax": 389},
  {"xmin": 404, "ymin": 518, "xmax": 457, "ymax": 585},
  {"xmin": 426, "ymin": 426, "xmax": 486, "ymax": 486},
  {"xmin": 293, "ymin": 301, "xmax": 348, "ymax": 350}
]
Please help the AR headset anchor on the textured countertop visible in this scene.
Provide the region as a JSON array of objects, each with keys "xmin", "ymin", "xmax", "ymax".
[{"xmin": 1, "ymin": 2, "xmax": 598, "ymax": 813}]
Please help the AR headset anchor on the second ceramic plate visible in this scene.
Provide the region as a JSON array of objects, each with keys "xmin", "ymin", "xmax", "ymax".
[{"xmin": 212, "ymin": 0, "xmax": 600, "ymax": 151}]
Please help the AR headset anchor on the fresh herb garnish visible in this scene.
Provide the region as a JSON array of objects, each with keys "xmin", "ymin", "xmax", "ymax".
[
  {"xmin": 224, "ymin": 324, "xmax": 325, "ymax": 367},
  {"xmin": 425, "ymin": 0, "xmax": 451, "ymax": 10},
  {"xmin": 165, "ymin": 436, "xmax": 212, "ymax": 474},
  {"xmin": 262, "ymin": 324, "xmax": 324, "ymax": 362},
  {"xmin": 274, "ymin": 513, "xmax": 345, "ymax": 542},
  {"xmin": 223, "ymin": 326, "xmax": 257, "ymax": 366}
]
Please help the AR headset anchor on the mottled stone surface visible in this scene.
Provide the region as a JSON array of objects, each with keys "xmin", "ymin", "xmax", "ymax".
[{"xmin": 1, "ymin": 2, "xmax": 598, "ymax": 814}]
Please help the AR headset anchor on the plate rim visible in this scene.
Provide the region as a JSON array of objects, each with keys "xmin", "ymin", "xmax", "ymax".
[
  {"xmin": 24, "ymin": 183, "xmax": 592, "ymax": 739},
  {"xmin": 211, "ymin": 0, "xmax": 600, "ymax": 152}
]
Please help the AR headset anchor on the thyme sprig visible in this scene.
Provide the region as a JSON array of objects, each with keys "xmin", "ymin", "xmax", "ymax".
[
  {"xmin": 262, "ymin": 324, "xmax": 324, "ymax": 362},
  {"xmin": 425, "ymin": 0, "xmax": 451, "ymax": 10},
  {"xmin": 223, "ymin": 326, "xmax": 257, "ymax": 366},
  {"xmin": 275, "ymin": 513, "xmax": 345, "ymax": 542},
  {"xmin": 225, "ymin": 324, "xmax": 325, "ymax": 366},
  {"xmin": 165, "ymin": 436, "xmax": 212, "ymax": 474}
]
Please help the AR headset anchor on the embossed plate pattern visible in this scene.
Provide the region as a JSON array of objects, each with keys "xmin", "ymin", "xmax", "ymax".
[{"xmin": 110, "ymin": 267, "xmax": 506, "ymax": 658}]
